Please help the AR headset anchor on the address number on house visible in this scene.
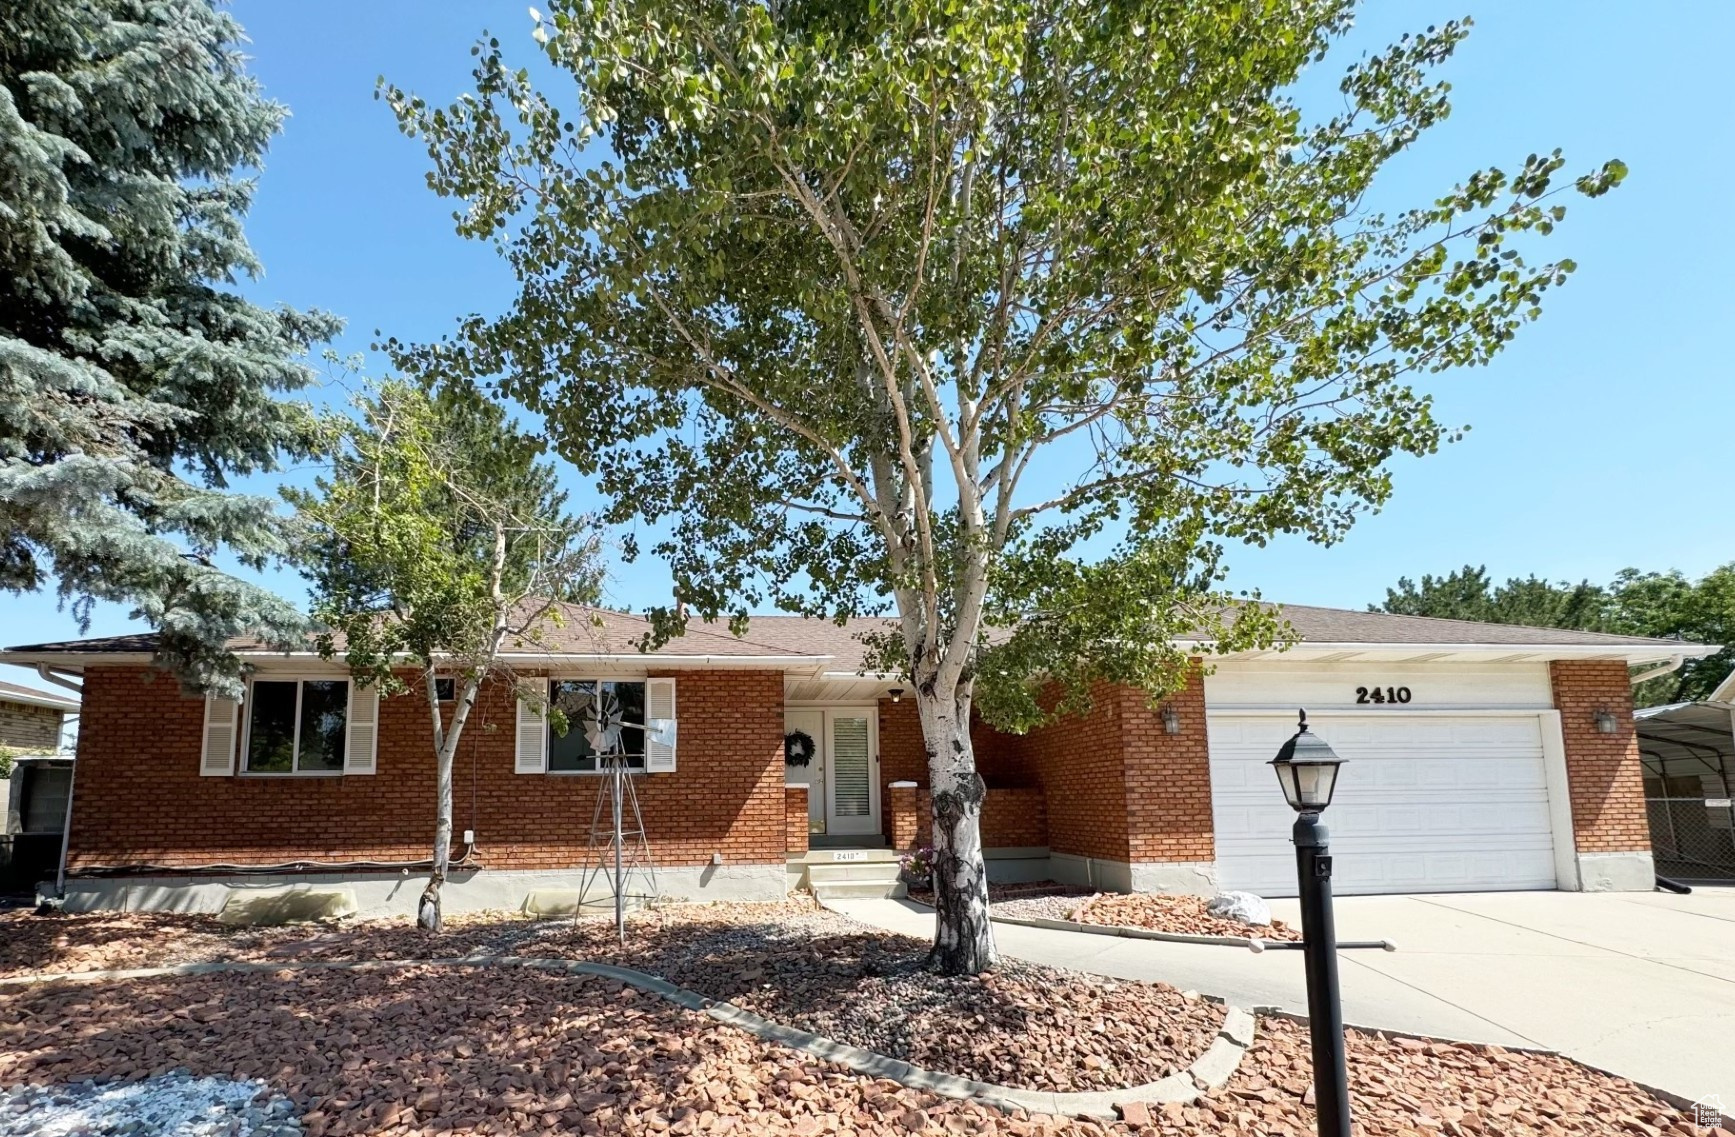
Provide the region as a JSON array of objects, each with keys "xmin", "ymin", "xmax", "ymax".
[{"xmin": 1355, "ymin": 686, "xmax": 1413, "ymax": 705}]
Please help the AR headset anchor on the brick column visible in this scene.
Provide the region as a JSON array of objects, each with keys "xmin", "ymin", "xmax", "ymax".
[
  {"xmin": 888, "ymin": 781, "xmax": 921, "ymax": 849},
  {"xmin": 1549, "ymin": 660, "xmax": 1654, "ymax": 890},
  {"xmin": 784, "ymin": 786, "xmax": 809, "ymax": 856},
  {"xmin": 1120, "ymin": 666, "xmax": 1216, "ymax": 895}
]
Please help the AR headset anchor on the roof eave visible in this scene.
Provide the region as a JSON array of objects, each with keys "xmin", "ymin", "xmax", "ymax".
[
  {"xmin": 1, "ymin": 648, "xmax": 832, "ymax": 676},
  {"xmin": 1202, "ymin": 641, "xmax": 1721, "ymax": 665}
]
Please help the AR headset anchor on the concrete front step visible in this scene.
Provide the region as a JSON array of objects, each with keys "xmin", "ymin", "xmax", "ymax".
[
  {"xmin": 806, "ymin": 862, "xmax": 907, "ymax": 883},
  {"xmin": 811, "ymin": 879, "xmax": 909, "ymax": 900}
]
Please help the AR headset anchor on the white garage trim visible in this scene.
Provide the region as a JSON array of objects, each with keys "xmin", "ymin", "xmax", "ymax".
[{"xmin": 1538, "ymin": 710, "xmax": 1582, "ymax": 890}]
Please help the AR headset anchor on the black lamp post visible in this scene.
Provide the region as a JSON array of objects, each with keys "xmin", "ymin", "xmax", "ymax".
[{"xmin": 1269, "ymin": 709, "xmax": 1351, "ymax": 1137}]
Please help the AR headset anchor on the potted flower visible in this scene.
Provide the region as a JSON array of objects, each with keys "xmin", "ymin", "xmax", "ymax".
[{"xmin": 898, "ymin": 845, "xmax": 936, "ymax": 888}]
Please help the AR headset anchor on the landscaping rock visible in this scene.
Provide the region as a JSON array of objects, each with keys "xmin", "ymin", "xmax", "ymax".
[
  {"xmin": 1203, "ymin": 892, "xmax": 1271, "ymax": 928},
  {"xmin": 0, "ymin": 901, "xmax": 1699, "ymax": 1136},
  {"xmin": 0, "ymin": 1073, "xmax": 301, "ymax": 1137},
  {"xmin": 1075, "ymin": 893, "xmax": 1301, "ymax": 941}
]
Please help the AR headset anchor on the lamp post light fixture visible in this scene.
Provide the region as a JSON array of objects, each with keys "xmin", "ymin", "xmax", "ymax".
[{"xmin": 1269, "ymin": 710, "xmax": 1351, "ymax": 1137}]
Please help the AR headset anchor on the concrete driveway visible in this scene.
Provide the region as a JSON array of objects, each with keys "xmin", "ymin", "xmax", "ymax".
[{"xmin": 830, "ymin": 888, "xmax": 1735, "ymax": 1103}]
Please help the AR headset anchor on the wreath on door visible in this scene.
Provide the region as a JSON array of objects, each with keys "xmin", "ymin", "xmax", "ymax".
[{"xmin": 784, "ymin": 729, "xmax": 817, "ymax": 767}]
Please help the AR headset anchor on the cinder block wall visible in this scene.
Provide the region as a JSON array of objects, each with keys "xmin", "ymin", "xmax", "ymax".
[
  {"xmin": 1549, "ymin": 660, "xmax": 1652, "ymax": 855},
  {"xmin": 68, "ymin": 666, "xmax": 786, "ymax": 873}
]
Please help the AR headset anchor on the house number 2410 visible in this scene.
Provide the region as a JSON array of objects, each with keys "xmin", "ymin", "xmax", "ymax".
[{"xmin": 1355, "ymin": 686, "xmax": 1412, "ymax": 705}]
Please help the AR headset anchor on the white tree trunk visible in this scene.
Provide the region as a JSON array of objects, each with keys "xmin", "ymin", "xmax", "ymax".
[
  {"xmin": 418, "ymin": 735, "xmax": 456, "ymax": 933},
  {"xmin": 418, "ymin": 675, "xmax": 480, "ymax": 933},
  {"xmin": 917, "ymin": 684, "xmax": 997, "ymax": 974}
]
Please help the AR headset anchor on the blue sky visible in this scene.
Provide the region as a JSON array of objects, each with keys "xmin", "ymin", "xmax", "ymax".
[{"xmin": 5, "ymin": 1, "xmax": 1732, "ymax": 649}]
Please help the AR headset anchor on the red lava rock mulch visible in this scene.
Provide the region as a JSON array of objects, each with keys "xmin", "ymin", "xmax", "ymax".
[
  {"xmin": 0, "ymin": 964, "xmax": 1064, "ymax": 1136},
  {"xmin": 560, "ymin": 904, "xmax": 1220, "ymax": 1093},
  {"xmin": 1074, "ymin": 893, "xmax": 1303, "ymax": 942},
  {"xmin": 1195, "ymin": 1014, "xmax": 1705, "ymax": 1137},
  {"xmin": 0, "ymin": 903, "xmax": 1702, "ymax": 1135},
  {"xmin": 1, "ymin": 902, "xmax": 1223, "ymax": 1094},
  {"xmin": 0, "ymin": 908, "xmax": 552, "ymax": 978}
]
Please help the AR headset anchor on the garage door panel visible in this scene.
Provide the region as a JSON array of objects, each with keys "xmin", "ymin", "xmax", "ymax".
[{"xmin": 1208, "ymin": 713, "xmax": 1557, "ymax": 896}]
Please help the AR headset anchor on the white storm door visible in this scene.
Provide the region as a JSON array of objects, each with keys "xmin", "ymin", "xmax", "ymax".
[
  {"xmin": 784, "ymin": 707, "xmax": 827, "ymax": 833},
  {"xmin": 824, "ymin": 709, "xmax": 879, "ymax": 836}
]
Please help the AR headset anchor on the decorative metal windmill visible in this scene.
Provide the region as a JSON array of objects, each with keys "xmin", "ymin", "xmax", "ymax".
[{"xmin": 575, "ymin": 683, "xmax": 676, "ymax": 943}]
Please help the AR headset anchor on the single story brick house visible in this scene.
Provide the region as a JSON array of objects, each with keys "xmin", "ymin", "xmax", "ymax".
[{"xmin": 0, "ymin": 605, "xmax": 1716, "ymax": 915}]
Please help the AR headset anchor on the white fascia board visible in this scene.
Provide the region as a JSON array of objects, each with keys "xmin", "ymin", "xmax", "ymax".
[
  {"xmin": 494, "ymin": 652, "xmax": 832, "ymax": 675},
  {"xmin": 0, "ymin": 653, "xmax": 149, "ymax": 672}
]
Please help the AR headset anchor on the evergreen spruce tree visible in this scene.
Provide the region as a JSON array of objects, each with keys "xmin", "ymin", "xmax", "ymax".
[{"xmin": 0, "ymin": 0, "xmax": 339, "ymax": 692}]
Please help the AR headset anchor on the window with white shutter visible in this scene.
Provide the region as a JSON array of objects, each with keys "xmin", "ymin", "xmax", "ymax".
[
  {"xmin": 515, "ymin": 694, "xmax": 547, "ymax": 773},
  {"xmin": 201, "ymin": 694, "xmax": 238, "ymax": 776},
  {"xmin": 345, "ymin": 684, "xmax": 379, "ymax": 774},
  {"xmin": 645, "ymin": 677, "xmax": 677, "ymax": 773}
]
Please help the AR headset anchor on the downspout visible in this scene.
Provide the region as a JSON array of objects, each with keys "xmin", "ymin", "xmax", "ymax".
[
  {"xmin": 33, "ymin": 666, "xmax": 81, "ymax": 903},
  {"xmin": 52, "ymin": 759, "xmax": 75, "ymax": 903},
  {"xmin": 1630, "ymin": 655, "xmax": 1685, "ymax": 687},
  {"xmin": 34, "ymin": 664, "xmax": 83, "ymax": 695}
]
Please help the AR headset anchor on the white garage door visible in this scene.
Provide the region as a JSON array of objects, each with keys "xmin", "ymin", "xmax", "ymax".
[{"xmin": 1209, "ymin": 713, "xmax": 1558, "ymax": 896}]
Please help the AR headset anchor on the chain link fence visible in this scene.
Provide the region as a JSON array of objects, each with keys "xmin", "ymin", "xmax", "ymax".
[{"xmin": 1646, "ymin": 788, "xmax": 1735, "ymax": 884}]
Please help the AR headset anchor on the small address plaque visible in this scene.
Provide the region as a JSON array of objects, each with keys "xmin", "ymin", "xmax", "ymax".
[{"xmin": 1355, "ymin": 686, "xmax": 1413, "ymax": 705}]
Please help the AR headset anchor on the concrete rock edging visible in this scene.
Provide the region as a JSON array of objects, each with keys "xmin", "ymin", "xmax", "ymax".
[
  {"xmin": 0, "ymin": 955, "xmax": 1256, "ymax": 1121},
  {"xmin": 991, "ymin": 911, "xmax": 1274, "ymax": 949}
]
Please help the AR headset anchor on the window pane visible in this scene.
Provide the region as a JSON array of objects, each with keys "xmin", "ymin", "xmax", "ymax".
[
  {"xmin": 21, "ymin": 766, "xmax": 73, "ymax": 833},
  {"xmin": 547, "ymin": 680, "xmax": 645, "ymax": 772},
  {"xmin": 246, "ymin": 681, "xmax": 297, "ymax": 773},
  {"xmin": 297, "ymin": 680, "xmax": 349, "ymax": 772}
]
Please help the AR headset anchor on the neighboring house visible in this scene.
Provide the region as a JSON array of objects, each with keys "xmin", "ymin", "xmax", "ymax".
[
  {"xmin": 0, "ymin": 677, "xmax": 80, "ymax": 896},
  {"xmin": 0, "ymin": 605, "xmax": 1715, "ymax": 915}
]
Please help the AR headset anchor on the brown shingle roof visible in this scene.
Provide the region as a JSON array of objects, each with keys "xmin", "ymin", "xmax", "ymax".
[
  {"xmin": 2, "ymin": 601, "xmax": 1698, "ymax": 668},
  {"xmin": 1269, "ymin": 604, "xmax": 1691, "ymax": 649},
  {"xmin": 0, "ymin": 677, "xmax": 80, "ymax": 710}
]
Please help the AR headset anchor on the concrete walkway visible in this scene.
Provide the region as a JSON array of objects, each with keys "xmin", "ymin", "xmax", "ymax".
[{"xmin": 829, "ymin": 888, "xmax": 1735, "ymax": 1102}]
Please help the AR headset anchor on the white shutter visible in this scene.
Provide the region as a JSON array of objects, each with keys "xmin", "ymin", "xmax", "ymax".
[
  {"xmin": 345, "ymin": 683, "xmax": 379, "ymax": 775},
  {"xmin": 516, "ymin": 693, "xmax": 547, "ymax": 774},
  {"xmin": 201, "ymin": 694, "xmax": 238, "ymax": 776},
  {"xmin": 645, "ymin": 677, "xmax": 677, "ymax": 773}
]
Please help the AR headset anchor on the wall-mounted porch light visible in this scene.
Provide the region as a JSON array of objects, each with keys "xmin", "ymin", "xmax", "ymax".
[
  {"xmin": 1593, "ymin": 709, "xmax": 1619, "ymax": 735},
  {"xmin": 1162, "ymin": 703, "xmax": 1181, "ymax": 734},
  {"xmin": 888, "ymin": 688, "xmax": 904, "ymax": 703}
]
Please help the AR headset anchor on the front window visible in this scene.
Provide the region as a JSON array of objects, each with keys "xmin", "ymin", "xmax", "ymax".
[
  {"xmin": 245, "ymin": 679, "xmax": 349, "ymax": 774},
  {"xmin": 548, "ymin": 679, "xmax": 646, "ymax": 773}
]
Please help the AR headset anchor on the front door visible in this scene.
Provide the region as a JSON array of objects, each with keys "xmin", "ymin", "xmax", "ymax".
[{"xmin": 824, "ymin": 708, "xmax": 880, "ymax": 836}]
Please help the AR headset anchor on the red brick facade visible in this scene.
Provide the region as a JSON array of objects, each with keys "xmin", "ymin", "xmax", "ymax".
[
  {"xmin": 886, "ymin": 786, "xmax": 1047, "ymax": 852},
  {"xmin": 1008, "ymin": 673, "xmax": 1212, "ymax": 866},
  {"xmin": 1549, "ymin": 660, "xmax": 1652, "ymax": 854},
  {"xmin": 783, "ymin": 787, "xmax": 809, "ymax": 855},
  {"xmin": 69, "ymin": 666, "xmax": 786, "ymax": 873},
  {"xmin": 66, "ymin": 655, "xmax": 1657, "ymax": 889}
]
